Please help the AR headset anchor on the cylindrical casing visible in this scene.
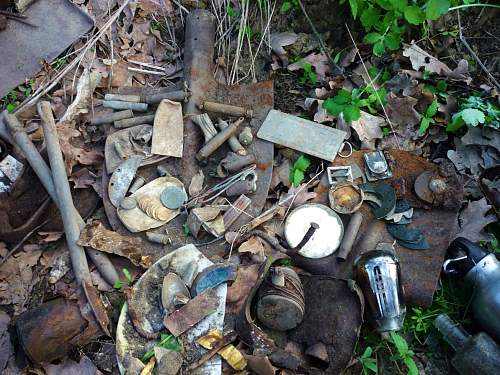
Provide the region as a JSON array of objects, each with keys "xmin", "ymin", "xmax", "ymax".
[
  {"xmin": 337, "ymin": 211, "xmax": 363, "ymax": 260},
  {"xmin": 91, "ymin": 110, "xmax": 133, "ymax": 125},
  {"xmin": 217, "ymin": 119, "xmax": 245, "ymax": 155},
  {"xmin": 103, "ymin": 100, "xmax": 148, "ymax": 112},
  {"xmin": 196, "ymin": 123, "xmax": 238, "ymax": 160},
  {"xmin": 354, "ymin": 250, "xmax": 406, "ymax": 332},
  {"xmin": 145, "ymin": 90, "xmax": 189, "ymax": 104},
  {"xmin": 16, "ymin": 298, "xmax": 102, "ymax": 363},
  {"xmin": 104, "ymin": 93, "xmax": 141, "ymax": 103},
  {"xmin": 114, "ymin": 114, "xmax": 155, "ymax": 128},
  {"xmin": 201, "ymin": 101, "xmax": 253, "ymax": 118}
]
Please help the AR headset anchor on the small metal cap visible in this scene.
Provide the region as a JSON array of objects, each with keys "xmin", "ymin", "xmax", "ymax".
[
  {"xmin": 120, "ymin": 196, "xmax": 137, "ymax": 210},
  {"xmin": 160, "ymin": 186, "xmax": 187, "ymax": 209}
]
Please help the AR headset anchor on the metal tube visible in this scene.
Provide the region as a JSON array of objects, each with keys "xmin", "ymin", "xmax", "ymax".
[
  {"xmin": 91, "ymin": 109, "xmax": 133, "ymax": 125},
  {"xmin": 196, "ymin": 123, "xmax": 238, "ymax": 161},
  {"xmin": 201, "ymin": 101, "xmax": 253, "ymax": 118},
  {"xmin": 38, "ymin": 101, "xmax": 91, "ymax": 285},
  {"xmin": 103, "ymin": 100, "xmax": 148, "ymax": 112},
  {"xmin": 217, "ymin": 118, "xmax": 245, "ymax": 155},
  {"xmin": 104, "ymin": 93, "xmax": 141, "ymax": 103},
  {"xmin": 337, "ymin": 211, "xmax": 363, "ymax": 261},
  {"xmin": 114, "ymin": 114, "xmax": 155, "ymax": 128},
  {"xmin": 145, "ymin": 90, "xmax": 190, "ymax": 104},
  {"xmin": 4, "ymin": 113, "xmax": 119, "ymax": 286}
]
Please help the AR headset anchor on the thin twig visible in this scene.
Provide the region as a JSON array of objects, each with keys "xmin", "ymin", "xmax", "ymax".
[
  {"xmin": 457, "ymin": 11, "xmax": 500, "ymax": 90},
  {"xmin": 0, "ymin": 221, "xmax": 48, "ymax": 266},
  {"xmin": 345, "ymin": 24, "xmax": 402, "ymax": 150}
]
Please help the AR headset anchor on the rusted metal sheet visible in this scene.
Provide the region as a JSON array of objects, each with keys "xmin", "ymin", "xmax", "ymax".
[{"xmin": 313, "ymin": 149, "xmax": 461, "ymax": 307}]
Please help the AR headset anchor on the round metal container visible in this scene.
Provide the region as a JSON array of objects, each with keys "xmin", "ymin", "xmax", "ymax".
[
  {"xmin": 329, "ymin": 181, "xmax": 364, "ymax": 214},
  {"xmin": 284, "ymin": 203, "xmax": 344, "ymax": 259}
]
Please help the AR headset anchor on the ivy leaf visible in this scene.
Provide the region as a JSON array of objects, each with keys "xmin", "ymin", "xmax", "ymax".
[
  {"xmin": 333, "ymin": 89, "xmax": 352, "ymax": 104},
  {"xmin": 291, "ymin": 169, "xmax": 305, "ymax": 187},
  {"xmin": 426, "ymin": 0, "xmax": 450, "ymax": 21},
  {"xmin": 343, "ymin": 104, "xmax": 362, "ymax": 122},
  {"xmin": 404, "ymin": 5, "xmax": 425, "ymax": 25},
  {"xmin": 290, "ymin": 155, "xmax": 311, "ymax": 187},
  {"xmin": 362, "ymin": 347, "xmax": 373, "ymax": 358},
  {"xmin": 293, "ymin": 154, "xmax": 311, "ymax": 171},
  {"xmin": 460, "ymin": 108, "xmax": 485, "ymax": 126},
  {"xmin": 361, "ymin": 6, "xmax": 380, "ymax": 30},
  {"xmin": 426, "ymin": 100, "xmax": 439, "ymax": 118},
  {"xmin": 384, "ymin": 31, "xmax": 401, "ymax": 51},
  {"xmin": 373, "ymin": 41, "xmax": 385, "ymax": 56},
  {"xmin": 364, "ymin": 32, "xmax": 383, "ymax": 44}
]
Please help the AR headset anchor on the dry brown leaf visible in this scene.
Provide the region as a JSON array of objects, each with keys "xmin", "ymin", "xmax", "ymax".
[
  {"xmin": 270, "ymin": 32, "xmax": 298, "ymax": 65},
  {"xmin": 91, "ymin": 269, "xmax": 113, "ymax": 292},
  {"xmin": 386, "ymin": 73, "xmax": 418, "ymax": 96},
  {"xmin": 270, "ymin": 158, "xmax": 292, "ymax": 189},
  {"xmin": 38, "ymin": 231, "xmax": 64, "ymax": 243},
  {"xmin": 304, "ymin": 98, "xmax": 335, "ymax": 124},
  {"xmin": 350, "ymin": 111, "xmax": 386, "ymax": 150},
  {"xmin": 238, "ymin": 236, "xmax": 266, "ymax": 255},
  {"xmin": 57, "ymin": 125, "xmax": 104, "ymax": 174},
  {"xmin": 403, "ymin": 43, "xmax": 452, "ymax": 75},
  {"xmin": 226, "ymin": 264, "xmax": 260, "ymax": 313},
  {"xmin": 43, "ymin": 356, "xmax": 102, "ymax": 375},
  {"xmin": 0, "ymin": 311, "xmax": 13, "ymax": 372},
  {"xmin": 60, "ymin": 69, "xmax": 102, "ymax": 123},
  {"xmin": 386, "ymin": 93, "xmax": 421, "ymax": 127},
  {"xmin": 0, "ymin": 249, "xmax": 42, "ymax": 315},
  {"xmin": 284, "ymin": 184, "xmax": 317, "ymax": 208},
  {"xmin": 288, "ymin": 52, "xmax": 330, "ymax": 81},
  {"xmin": 78, "ymin": 222, "xmax": 147, "ymax": 268},
  {"xmin": 452, "ymin": 198, "xmax": 496, "ymax": 242},
  {"xmin": 188, "ymin": 169, "xmax": 205, "ymax": 197}
]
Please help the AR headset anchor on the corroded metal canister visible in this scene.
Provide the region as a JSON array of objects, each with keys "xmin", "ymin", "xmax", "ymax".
[
  {"xmin": 354, "ymin": 249, "xmax": 406, "ymax": 332},
  {"xmin": 256, "ymin": 266, "xmax": 305, "ymax": 331}
]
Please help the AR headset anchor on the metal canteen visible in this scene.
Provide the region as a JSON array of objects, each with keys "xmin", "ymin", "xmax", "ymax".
[
  {"xmin": 354, "ymin": 249, "xmax": 406, "ymax": 332},
  {"xmin": 444, "ymin": 237, "xmax": 500, "ymax": 342}
]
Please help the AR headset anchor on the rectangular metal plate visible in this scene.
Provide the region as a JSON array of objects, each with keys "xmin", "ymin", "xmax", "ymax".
[
  {"xmin": 0, "ymin": 0, "xmax": 93, "ymax": 97},
  {"xmin": 257, "ymin": 109, "xmax": 346, "ymax": 161}
]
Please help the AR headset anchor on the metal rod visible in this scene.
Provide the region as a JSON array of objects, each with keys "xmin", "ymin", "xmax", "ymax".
[
  {"xmin": 337, "ymin": 211, "xmax": 363, "ymax": 261},
  {"xmin": 104, "ymin": 93, "xmax": 141, "ymax": 103},
  {"xmin": 4, "ymin": 113, "xmax": 119, "ymax": 286},
  {"xmin": 91, "ymin": 109, "xmax": 133, "ymax": 125},
  {"xmin": 145, "ymin": 89, "xmax": 190, "ymax": 104},
  {"xmin": 200, "ymin": 101, "xmax": 253, "ymax": 118},
  {"xmin": 217, "ymin": 118, "xmax": 245, "ymax": 155},
  {"xmin": 103, "ymin": 100, "xmax": 148, "ymax": 112},
  {"xmin": 114, "ymin": 114, "xmax": 155, "ymax": 128},
  {"xmin": 196, "ymin": 123, "xmax": 239, "ymax": 160}
]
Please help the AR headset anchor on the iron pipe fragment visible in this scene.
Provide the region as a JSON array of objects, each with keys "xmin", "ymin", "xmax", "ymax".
[
  {"xmin": 200, "ymin": 101, "xmax": 253, "ymax": 118},
  {"xmin": 337, "ymin": 211, "xmax": 363, "ymax": 261},
  {"xmin": 4, "ymin": 113, "xmax": 119, "ymax": 285},
  {"xmin": 217, "ymin": 118, "xmax": 246, "ymax": 155},
  {"xmin": 146, "ymin": 231, "xmax": 170, "ymax": 245},
  {"xmin": 196, "ymin": 123, "xmax": 239, "ymax": 161},
  {"xmin": 114, "ymin": 114, "xmax": 155, "ymax": 128},
  {"xmin": 218, "ymin": 152, "xmax": 256, "ymax": 176},
  {"xmin": 103, "ymin": 100, "xmax": 148, "ymax": 112},
  {"xmin": 38, "ymin": 101, "xmax": 91, "ymax": 285},
  {"xmin": 91, "ymin": 109, "xmax": 133, "ymax": 125},
  {"xmin": 145, "ymin": 89, "xmax": 190, "ymax": 104},
  {"xmin": 226, "ymin": 179, "xmax": 256, "ymax": 197}
]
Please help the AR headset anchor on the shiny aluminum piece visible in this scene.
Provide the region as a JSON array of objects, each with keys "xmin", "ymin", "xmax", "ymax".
[
  {"xmin": 354, "ymin": 249, "xmax": 406, "ymax": 332},
  {"xmin": 364, "ymin": 151, "xmax": 392, "ymax": 181},
  {"xmin": 327, "ymin": 166, "xmax": 353, "ymax": 185}
]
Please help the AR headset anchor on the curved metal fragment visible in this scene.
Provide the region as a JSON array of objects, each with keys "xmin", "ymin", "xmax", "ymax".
[{"xmin": 108, "ymin": 155, "xmax": 143, "ymax": 207}]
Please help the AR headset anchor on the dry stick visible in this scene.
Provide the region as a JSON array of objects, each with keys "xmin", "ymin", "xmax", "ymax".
[
  {"xmin": 457, "ymin": 11, "xmax": 500, "ymax": 91},
  {"xmin": 298, "ymin": 0, "xmax": 342, "ymax": 72},
  {"xmin": 14, "ymin": 0, "xmax": 132, "ymax": 114},
  {"xmin": 345, "ymin": 24, "xmax": 402, "ymax": 151}
]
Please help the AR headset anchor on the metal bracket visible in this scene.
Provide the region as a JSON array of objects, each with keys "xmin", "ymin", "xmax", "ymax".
[
  {"xmin": 364, "ymin": 151, "xmax": 392, "ymax": 181},
  {"xmin": 327, "ymin": 166, "xmax": 353, "ymax": 185}
]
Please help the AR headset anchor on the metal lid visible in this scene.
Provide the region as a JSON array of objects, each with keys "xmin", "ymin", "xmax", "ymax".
[
  {"xmin": 284, "ymin": 203, "xmax": 344, "ymax": 259},
  {"xmin": 160, "ymin": 186, "xmax": 187, "ymax": 209}
]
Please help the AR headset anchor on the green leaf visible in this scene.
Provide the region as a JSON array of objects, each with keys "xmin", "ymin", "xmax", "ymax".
[
  {"xmin": 291, "ymin": 168, "xmax": 305, "ymax": 187},
  {"xmin": 364, "ymin": 32, "xmax": 383, "ymax": 44},
  {"xmin": 293, "ymin": 155, "xmax": 311, "ymax": 172},
  {"xmin": 113, "ymin": 280, "xmax": 124, "ymax": 290},
  {"xmin": 343, "ymin": 104, "xmax": 361, "ymax": 122},
  {"xmin": 404, "ymin": 356, "xmax": 419, "ymax": 375},
  {"xmin": 373, "ymin": 41, "xmax": 385, "ymax": 56},
  {"xmin": 226, "ymin": 4, "xmax": 238, "ymax": 17},
  {"xmin": 333, "ymin": 89, "xmax": 352, "ymax": 105},
  {"xmin": 333, "ymin": 51, "xmax": 342, "ymax": 64},
  {"xmin": 426, "ymin": 100, "xmax": 439, "ymax": 118},
  {"xmin": 419, "ymin": 117, "xmax": 432, "ymax": 134},
  {"xmin": 384, "ymin": 32, "xmax": 401, "ymax": 51},
  {"xmin": 182, "ymin": 222, "xmax": 191, "ymax": 236},
  {"xmin": 364, "ymin": 359, "xmax": 378, "ymax": 373},
  {"xmin": 460, "ymin": 108, "xmax": 485, "ymax": 126},
  {"xmin": 362, "ymin": 347, "xmax": 373, "ymax": 358},
  {"xmin": 426, "ymin": 0, "xmax": 450, "ymax": 21},
  {"xmin": 367, "ymin": 67, "xmax": 378, "ymax": 79},
  {"xmin": 323, "ymin": 99, "xmax": 345, "ymax": 116},
  {"xmin": 361, "ymin": 6, "xmax": 380, "ymax": 30},
  {"xmin": 404, "ymin": 5, "xmax": 425, "ymax": 25},
  {"xmin": 349, "ymin": 0, "xmax": 359, "ymax": 19},
  {"xmin": 446, "ymin": 115, "xmax": 465, "ymax": 132},
  {"xmin": 436, "ymin": 80, "xmax": 447, "ymax": 92},
  {"xmin": 280, "ymin": 1, "xmax": 292, "ymax": 13},
  {"xmin": 122, "ymin": 268, "xmax": 133, "ymax": 283},
  {"xmin": 6, "ymin": 103, "xmax": 16, "ymax": 113},
  {"xmin": 390, "ymin": 332, "xmax": 409, "ymax": 354}
]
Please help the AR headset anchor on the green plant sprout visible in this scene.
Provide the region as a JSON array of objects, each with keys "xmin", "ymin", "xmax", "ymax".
[
  {"xmin": 419, "ymin": 99, "xmax": 438, "ymax": 135},
  {"xmin": 290, "ymin": 154, "xmax": 311, "ymax": 187}
]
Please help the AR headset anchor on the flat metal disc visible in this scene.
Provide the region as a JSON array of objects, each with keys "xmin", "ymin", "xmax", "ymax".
[
  {"xmin": 284, "ymin": 203, "xmax": 344, "ymax": 259},
  {"xmin": 160, "ymin": 186, "xmax": 187, "ymax": 209}
]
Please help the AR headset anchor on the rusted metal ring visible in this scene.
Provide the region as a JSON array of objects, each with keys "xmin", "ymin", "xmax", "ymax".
[{"xmin": 337, "ymin": 141, "xmax": 353, "ymax": 158}]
